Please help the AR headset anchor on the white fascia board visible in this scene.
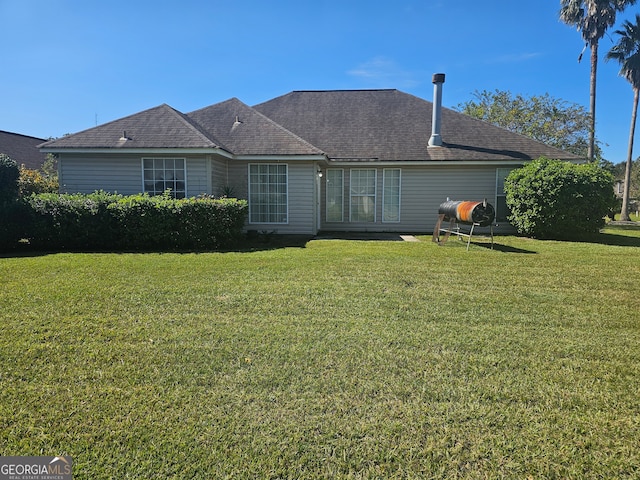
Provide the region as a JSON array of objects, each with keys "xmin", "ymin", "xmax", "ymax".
[
  {"xmin": 326, "ymin": 160, "xmax": 528, "ymax": 167},
  {"xmin": 234, "ymin": 154, "xmax": 328, "ymax": 162},
  {"xmin": 40, "ymin": 147, "xmax": 234, "ymax": 158},
  {"xmin": 326, "ymin": 159, "xmax": 580, "ymax": 167}
]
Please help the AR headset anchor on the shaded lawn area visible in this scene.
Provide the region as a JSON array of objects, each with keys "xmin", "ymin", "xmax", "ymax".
[{"xmin": 1, "ymin": 226, "xmax": 639, "ymax": 478}]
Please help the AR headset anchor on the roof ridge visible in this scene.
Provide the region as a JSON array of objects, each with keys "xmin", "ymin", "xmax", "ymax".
[
  {"xmin": 163, "ymin": 104, "xmax": 221, "ymax": 148},
  {"xmin": 0, "ymin": 130, "xmax": 47, "ymax": 142},
  {"xmin": 39, "ymin": 103, "xmax": 175, "ymax": 147},
  {"xmin": 291, "ymin": 88, "xmax": 398, "ymax": 93}
]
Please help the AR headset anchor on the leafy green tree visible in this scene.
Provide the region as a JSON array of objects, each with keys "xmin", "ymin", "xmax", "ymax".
[
  {"xmin": 606, "ymin": 14, "xmax": 640, "ymax": 220},
  {"xmin": 560, "ymin": 0, "xmax": 637, "ymax": 162},
  {"xmin": 456, "ymin": 90, "xmax": 598, "ymax": 159},
  {"xmin": 505, "ymin": 157, "xmax": 615, "ymax": 239}
]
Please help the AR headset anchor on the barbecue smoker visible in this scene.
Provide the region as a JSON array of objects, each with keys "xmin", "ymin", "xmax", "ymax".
[{"xmin": 432, "ymin": 199, "xmax": 496, "ymax": 250}]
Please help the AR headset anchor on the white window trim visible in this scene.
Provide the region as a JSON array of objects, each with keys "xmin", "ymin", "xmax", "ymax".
[
  {"xmin": 382, "ymin": 168, "xmax": 401, "ymax": 223},
  {"xmin": 496, "ymin": 167, "xmax": 513, "ymax": 222},
  {"xmin": 248, "ymin": 163, "xmax": 289, "ymax": 225},
  {"xmin": 349, "ymin": 168, "xmax": 377, "ymax": 223},
  {"xmin": 326, "ymin": 168, "xmax": 344, "ymax": 223},
  {"xmin": 141, "ymin": 157, "xmax": 187, "ymax": 198}
]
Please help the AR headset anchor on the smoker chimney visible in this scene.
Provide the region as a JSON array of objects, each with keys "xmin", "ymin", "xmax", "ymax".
[{"xmin": 428, "ymin": 73, "xmax": 446, "ymax": 147}]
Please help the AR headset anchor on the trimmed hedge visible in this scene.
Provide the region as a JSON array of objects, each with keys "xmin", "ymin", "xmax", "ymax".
[
  {"xmin": 1, "ymin": 192, "xmax": 248, "ymax": 251},
  {"xmin": 505, "ymin": 157, "xmax": 615, "ymax": 239},
  {"xmin": 0, "ymin": 154, "xmax": 20, "ymax": 202}
]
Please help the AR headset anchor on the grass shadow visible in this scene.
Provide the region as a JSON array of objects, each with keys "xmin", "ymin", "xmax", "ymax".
[
  {"xmin": 0, "ymin": 234, "xmax": 313, "ymax": 258},
  {"xmin": 472, "ymin": 242, "xmax": 537, "ymax": 254},
  {"xmin": 577, "ymin": 232, "xmax": 640, "ymax": 247},
  {"xmin": 313, "ymin": 232, "xmax": 410, "ymax": 241}
]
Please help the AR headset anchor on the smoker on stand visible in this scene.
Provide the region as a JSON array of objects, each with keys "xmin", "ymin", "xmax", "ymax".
[{"xmin": 432, "ymin": 199, "xmax": 496, "ymax": 250}]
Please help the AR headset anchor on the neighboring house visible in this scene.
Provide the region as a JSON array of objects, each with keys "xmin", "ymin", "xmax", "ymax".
[
  {"xmin": 1, "ymin": 130, "xmax": 48, "ymax": 170},
  {"xmin": 40, "ymin": 75, "xmax": 582, "ymax": 235}
]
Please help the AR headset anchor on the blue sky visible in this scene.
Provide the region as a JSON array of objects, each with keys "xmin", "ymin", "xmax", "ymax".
[{"xmin": 1, "ymin": 0, "xmax": 638, "ymax": 164}]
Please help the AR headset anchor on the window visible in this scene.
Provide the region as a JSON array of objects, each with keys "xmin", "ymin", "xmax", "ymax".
[
  {"xmin": 496, "ymin": 168, "xmax": 513, "ymax": 222},
  {"xmin": 326, "ymin": 169, "xmax": 344, "ymax": 222},
  {"xmin": 249, "ymin": 164, "xmax": 288, "ymax": 223},
  {"xmin": 350, "ymin": 169, "xmax": 376, "ymax": 222},
  {"xmin": 143, "ymin": 158, "xmax": 186, "ymax": 198},
  {"xmin": 382, "ymin": 169, "xmax": 401, "ymax": 222}
]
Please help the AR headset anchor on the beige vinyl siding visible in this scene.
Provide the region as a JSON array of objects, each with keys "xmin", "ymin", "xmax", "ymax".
[
  {"xmin": 210, "ymin": 157, "xmax": 229, "ymax": 197},
  {"xmin": 59, "ymin": 154, "xmax": 142, "ymax": 195},
  {"xmin": 400, "ymin": 166, "xmax": 497, "ymax": 231},
  {"xmin": 321, "ymin": 165, "xmax": 517, "ymax": 233},
  {"xmin": 185, "ymin": 157, "xmax": 208, "ymax": 197},
  {"xmin": 229, "ymin": 160, "xmax": 317, "ymax": 234},
  {"xmin": 58, "ymin": 154, "xmax": 212, "ymax": 197}
]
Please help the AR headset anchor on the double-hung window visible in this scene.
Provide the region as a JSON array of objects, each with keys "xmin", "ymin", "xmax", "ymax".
[
  {"xmin": 350, "ymin": 169, "xmax": 377, "ymax": 223},
  {"xmin": 382, "ymin": 168, "xmax": 401, "ymax": 222},
  {"xmin": 143, "ymin": 158, "xmax": 186, "ymax": 198},
  {"xmin": 326, "ymin": 169, "xmax": 344, "ymax": 222},
  {"xmin": 249, "ymin": 164, "xmax": 288, "ymax": 224}
]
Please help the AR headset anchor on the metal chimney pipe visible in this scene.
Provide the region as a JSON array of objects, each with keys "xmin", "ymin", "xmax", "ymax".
[{"xmin": 428, "ymin": 73, "xmax": 446, "ymax": 147}]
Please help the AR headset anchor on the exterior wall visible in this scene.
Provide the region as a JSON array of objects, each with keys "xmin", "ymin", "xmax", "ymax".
[
  {"xmin": 57, "ymin": 152, "xmax": 519, "ymax": 235},
  {"xmin": 228, "ymin": 160, "xmax": 318, "ymax": 235},
  {"xmin": 58, "ymin": 153, "xmax": 212, "ymax": 197},
  {"xmin": 186, "ymin": 157, "xmax": 209, "ymax": 197},
  {"xmin": 321, "ymin": 164, "xmax": 522, "ymax": 233},
  {"xmin": 59, "ymin": 154, "xmax": 142, "ymax": 195},
  {"xmin": 211, "ymin": 157, "xmax": 230, "ymax": 197}
]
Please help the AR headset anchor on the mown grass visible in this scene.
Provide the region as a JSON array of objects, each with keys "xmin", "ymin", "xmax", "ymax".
[{"xmin": 1, "ymin": 226, "xmax": 639, "ymax": 479}]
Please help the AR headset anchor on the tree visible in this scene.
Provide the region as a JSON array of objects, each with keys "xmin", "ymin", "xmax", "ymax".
[
  {"xmin": 455, "ymin": 89, "xmax": 599, "ymax": 159},
  {"xmin": 504, "ymin": 157, "xmax": 615, "ymax": 239},
  {"xmin": 560, "ymin": 0, "xmax": 637, "ymax": 162},
  {"xmin": 606, "ymin": 14, "xmax": 640, "ymax": 220}
]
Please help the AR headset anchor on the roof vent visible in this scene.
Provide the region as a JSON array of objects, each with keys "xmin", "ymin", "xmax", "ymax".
[
  {"xmin": 119, "ymin": 130, "xmax": 129, "ymax": 141},
  {"xmin": 428, "ymin": 73, "xmax": 445, "ymax": 147}
]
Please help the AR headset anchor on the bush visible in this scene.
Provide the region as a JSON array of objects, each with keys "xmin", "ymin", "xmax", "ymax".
[
  {"xmin": 18, "ymin": 191, "xmax": 248, "ymax": 251},
  {"xmin": 0, "ymin": 154, "xmax": 20, "ymax": 202},
  {"xmin": 27, "ymin": 191, "xmax": 120, "ymax": 250},
  {"xmin": 505, "ymin": 157, "xmax": 615, "ymax": 239},
  {"xmin": 0, "ymin": 199, "xmax": 30, "ymax": 251},
  {"xmin": 18, "ymin": 166, "xmax": 59, "ymax": 196}
]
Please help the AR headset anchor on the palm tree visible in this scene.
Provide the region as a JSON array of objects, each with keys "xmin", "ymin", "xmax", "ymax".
[
  {"xmin": 559, "ymin": 0, "xmax": 637, "ymax": 162},
  {"xmin": 606, "ymin": 14, "xmax": 640, "ymax": 221}
]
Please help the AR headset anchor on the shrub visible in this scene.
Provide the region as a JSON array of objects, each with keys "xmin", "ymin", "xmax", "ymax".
[
  {"xmin": 0, "ymin": 199, "xmax": 30, "ymax": 251},
  {"xmin": 18, "ymin": 192, "xmax": 248, "ymax": 252},
  {"xmin": 0, "ymin": 154, "xmax": 20, "ymax": 202},
  {"xmin": 26, "ymin": 191, "xmax": 121, "ymax": 250},
  {"xmin": 18, "ymin": 166, "xmax": 59, "ymax": 196},
  {"xmin": 505, "ymin": 157, "xmax": 615, "ymax": 239}
]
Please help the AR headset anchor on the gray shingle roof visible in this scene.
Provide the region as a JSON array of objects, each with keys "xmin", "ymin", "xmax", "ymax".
[
  {"xmin": 253, "ymin": 89, "xmax": 583, "ymax": 162},
  {"xmin": 187, "ymin": 98, "xmax": 323, "ymax": 156},
  {"xmin": 39, "ymin": 104, "xmax": 219, "ymax": 149},
  {"xmin": 40, "ymin": 89, "xmax": 583, "ymax": 163},
  {"xmin": 0, "ymin": 130, "xmax": 48, "ymax": 169}
]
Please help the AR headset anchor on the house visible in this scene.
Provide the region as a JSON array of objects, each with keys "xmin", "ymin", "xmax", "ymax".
[
  {"xmin": 39, "ymin": 75, "xmax": 582, "ymax": 235},
  {"xmin": 1, "ymin": 130, "xmax": 48, "ymax": 170}
]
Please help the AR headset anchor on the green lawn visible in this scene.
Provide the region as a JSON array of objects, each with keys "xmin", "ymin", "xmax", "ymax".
[{"xmin": 1, "ymin": 226, "xmax": 639, "ymax": 479}]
